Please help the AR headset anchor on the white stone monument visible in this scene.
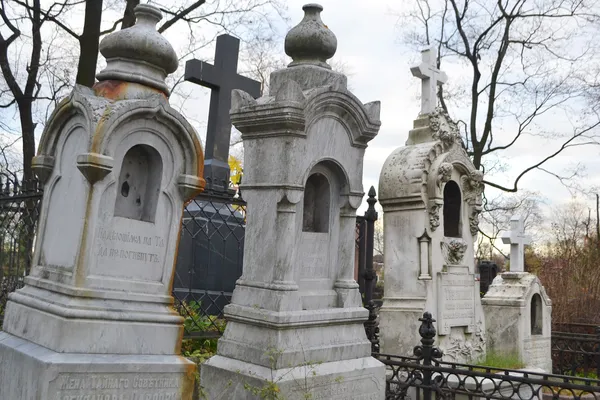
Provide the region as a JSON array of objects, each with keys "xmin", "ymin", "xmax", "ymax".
[
  {"xmin": 200, "ymin": 4, "xmax": 385, "ymax": 399},
  {"xmin": 378, "ymin": 48, "xmax": 487, "ymax": 363},
  {"xmin": 0, "ymin": 5, "xmax": 205, "ymax": 399},
  {"xmin": 502, "ymin": 215, "xmax": 532, "ymax": 272},
  {"xmin": 483, "ymin": 215, "xmax": 552, "ymax": 372}
]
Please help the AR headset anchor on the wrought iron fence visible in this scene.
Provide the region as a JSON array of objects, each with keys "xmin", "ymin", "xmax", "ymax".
[
  {"xmin": 552, "ymin": 330, "xmax": 600, "ymax": 378},
  {"xmin": 377, "ymin": 312, "xmax": 600, "ymax": 400},
  {"xmin": 0, "ymin": 177, "xmax": 43, "ymax": 325}
]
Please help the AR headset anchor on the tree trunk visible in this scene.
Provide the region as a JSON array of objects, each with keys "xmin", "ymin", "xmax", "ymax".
[
  {"xmin": 122, "ymin": 0, "xmax": 140, "ymax": 29},
  {"xmin": 75, "ymin": 0, "xmax": 104, "ymax": 87},
  {"xmin": 18, "ymin": 101, "xmax": 36, "ymax": 182}
]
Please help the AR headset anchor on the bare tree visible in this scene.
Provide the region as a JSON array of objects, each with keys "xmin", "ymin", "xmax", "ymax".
[
  {"xmin": 398, "ymin": 0, "xmax": 600, "ymax": 193},
  {"xmin": 0, "ymin": 0, "xmax": 286, "ymax": 180}
]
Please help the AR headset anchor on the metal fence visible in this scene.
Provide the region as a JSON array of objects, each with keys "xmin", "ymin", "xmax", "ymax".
[
  {"xmin": 552, "ymin": 329, "xmax": 600, "ymax": 378},
  {"xmin": 377, "ymin": 312, "xmax": 600, "ymax": 400},
  {"xmin": 0, "ymin": 177, "xmax": 43, "ymax": 325}
]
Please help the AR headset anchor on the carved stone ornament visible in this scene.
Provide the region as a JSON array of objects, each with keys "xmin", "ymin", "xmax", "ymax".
[
  {"xmin": 443, "ymin": 320, "xmax": 486, "ymax": 362},
  {"xmin": 461, "ymin": 170, "xmax": 484, "ymax": 205},
  {"xmin": 429, "ymin": 203, "xmax": 441, "ymax": 231},
  {"xmin": 469, "ymin": 207, "xmax": 482, "ymax": 236},
  {"xmin": 441, "ymin": 237, "xmax": 467, "ymax": 265},
  {"xmin": 437, "ymin": 162, "xmax": 453, "ymax": 190},
  {"xmin": 429, "ymin": 108, "xmax": 461, "ymax": 149}
]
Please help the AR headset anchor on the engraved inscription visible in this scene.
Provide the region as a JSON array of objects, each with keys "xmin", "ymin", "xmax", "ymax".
[
  {"xmin": 438, "ymin": 273, "xmax": 476, "ymax": 334},
  {"xmin": 50, "ymin": 373, "xmax": 183, "ymax": 400},
  {"xmin": 524, "ymin": 338, "xmax": 551, "ymax": 367},
  {"xmin": 95, "ymin": 227, "xmax": 165, "ymax": 265}
]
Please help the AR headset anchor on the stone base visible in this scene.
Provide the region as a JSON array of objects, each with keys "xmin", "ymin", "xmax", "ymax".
[
  {"xmin": 0, "ymin": 332, "xmax": 196, "ymax": 400},
  {"xmin": 3, "ymin": 284, "xmax": 183, "ymax": 355},
  {"xmin": 200, "ymin": 354, "xmax": 385, "ymax": 400}
]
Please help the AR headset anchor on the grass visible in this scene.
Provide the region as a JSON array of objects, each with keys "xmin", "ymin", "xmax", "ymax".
[{"xmin": 474, "ymin": 351, "xmax": 526, "ymax": 370}]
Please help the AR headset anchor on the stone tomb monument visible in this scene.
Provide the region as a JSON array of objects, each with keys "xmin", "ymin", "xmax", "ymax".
[
  {"xmin": 0, "ymin": 5, "xmax": 204, "ymax": 399},
  {"xmin": 483, "ymin": 215, "xmax": 552, "ymax": 372},
  {"xmin": 378, "ymin": 48, "xmax": 486, "ymax": 362},
  {"xmin": 200, "ymin": 4, "xmax": 385, "ymax": 399}
]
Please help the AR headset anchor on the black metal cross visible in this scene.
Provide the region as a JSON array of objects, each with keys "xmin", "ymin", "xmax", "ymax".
[{"xmin": 185, "ymin": 34, "xmax": 261, "ymax": 195}]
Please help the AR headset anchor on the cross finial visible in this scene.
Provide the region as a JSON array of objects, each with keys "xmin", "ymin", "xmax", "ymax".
[
  {"xmin": 501, "ymin": 215, "xmax": 532, "ymax": 273},
  {"xmin": 410, "ymin": 48, "xmax": 447, "ymax": 115}
]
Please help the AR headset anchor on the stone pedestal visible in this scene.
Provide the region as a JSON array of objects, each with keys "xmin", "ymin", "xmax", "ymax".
[
  {"xmin": 200, "ymin": 4, "xmax": 385, "ymax": 399},
  {"xmin": 378, "ymin": 110, "xmax": 486, "ymax": 363},
  {"xmin": 0, "ymin": 5, "xmax": 205, "ymax": 400},
  {"xmin": 482, "ymin": 272, "xmax": 552, "ymax": 372}
]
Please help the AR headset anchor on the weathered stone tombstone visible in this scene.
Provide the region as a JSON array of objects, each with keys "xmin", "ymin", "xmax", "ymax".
[
  {"xmin": 0, "ymin": 5, "xmax": 204, "ymax": 399},
  {"xmin": 200, "ymin": 4, "xmax": 385, "ymax": 399},
  {"xmin": 483, "ymin": 215, "xmax": 552, "ymax": 372},
  {"xmin": 378, "ymin": 48, "xmax": 487, "ymax": 362}
]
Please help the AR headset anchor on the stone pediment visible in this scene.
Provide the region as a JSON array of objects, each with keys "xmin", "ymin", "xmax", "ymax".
[
  {"xmin": 379, "ymin": 109, "xmax": 480, "ymax": 212},
  {"xmin": 33, "ymin": 85, "xmax": 204, "ymax": 201},
  {"xmin": 482, "ymin": 272, "xmax": 552, "ymax": 307},
  {"xmin": 230, "ymin": 80, "xmax": 381, "ymax": 148}
]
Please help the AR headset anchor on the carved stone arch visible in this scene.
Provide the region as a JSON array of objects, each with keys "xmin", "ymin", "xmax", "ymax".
[
  {"xmin": 94, "ymin": 98, "xmax": 204, "ymax": 181},
  {"xmin": 36, "ymin": 87, "xmax": 102, "ymax": 160},
  {"xmin": 304, "ymin": 91, "xmax": 380, "ymax": 147}
]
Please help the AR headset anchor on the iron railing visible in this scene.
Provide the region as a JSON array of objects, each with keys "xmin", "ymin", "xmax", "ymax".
[
  {"xmin": 552, "ymin": 330, "xmax": 600, "ymax": 378},
  {"xmin": 0, "ymin": 177, "xmax": 43, "ymax": 325},
  {"xmin": 377, "ymin": 312, "xmax": 600, "ymax": 400}
]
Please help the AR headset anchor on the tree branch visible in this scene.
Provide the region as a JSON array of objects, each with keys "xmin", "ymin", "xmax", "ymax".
[{"xmin": 158, "ymin": 1, "xmax": 206, "ymax": 33}]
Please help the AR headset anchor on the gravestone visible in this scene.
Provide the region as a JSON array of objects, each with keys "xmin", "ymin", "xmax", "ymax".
[
  {"xmin": 378, "ymin": 48, "xmax": 486, "ymax": 362},
  {"xmin": 185, "ymin": 34, "xmax": 261, "ymax": 194},
  {"xmin": 200, "ymin": 4, "xmax": 385, "ymax": 399},
  {"xmin": 478, "ymin": 260, "xmax": 499, "ymax": 296},
  {"xmin": 173, "ymin": 200, "xmax": 245, "ymax": 315},
  {"xmin": 483, "ymin": 215, "xmax": 552, "ymax": 372},
  {"xmin": 502, "ymin": 215, "xmax": 532, "ymax": 272},
  {"xmin": 0, "ymin": 5, "xmax": 205, "ymax": 399}
]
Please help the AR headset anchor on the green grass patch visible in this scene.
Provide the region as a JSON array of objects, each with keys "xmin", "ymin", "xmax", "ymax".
[{"xmin": 474, "ymin": 351, "xmax": 526, "ymax": 370}]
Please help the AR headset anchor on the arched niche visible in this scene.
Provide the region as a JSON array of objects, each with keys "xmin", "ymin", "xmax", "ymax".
[
  {"xmin": 443, "ymin": 180, "xmax": 462, "ymax": 237},
  {"xmin": 114, "ymin": 144, "xmax": 163, "ymax": 222},
  {"xmin": 302, "ymin": 172, "xmax": 331, "ymax": 233},
  {"xmin": 531, "ymin": 293, "xmax": 543, "ymax": 335}
]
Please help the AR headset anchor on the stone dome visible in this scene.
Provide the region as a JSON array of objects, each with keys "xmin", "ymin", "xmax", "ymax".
[
  {"xmin": 96, "ymin": 4, "xmax": 178, "ymax": 95},
  {"xmin": 284, "ymin": 3, "xmax": 337, "ymax": 69}
]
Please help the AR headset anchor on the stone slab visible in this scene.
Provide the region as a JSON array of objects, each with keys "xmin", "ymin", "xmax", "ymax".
[
  {"xmin": 200, "ymin": 354, "xmax": 385, "ymax": 400},
  {"xmin": 0, "ymin": 332, "xmax": 196, "ymax": 400}
]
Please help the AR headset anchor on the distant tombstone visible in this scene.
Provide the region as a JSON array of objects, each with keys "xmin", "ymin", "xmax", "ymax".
[
  {"xmin": 478, "ymin": 260, "xmax": 499, "ymax": 295},
  {"xmin": 200, "ymin": 4, "xmax": 385, "ymax": 399},
  {"xmin": 173, "ymin": 200, "xmax": 245, "ymax": 315},
  {"xmin": 378, "ymin": 48, "xmax": 486, "ymax": 363},
  {"xmin": 482, "ymin": 272, "xmax": 552, "ymax": 372},
  {"xmin": 501, "ymin": 215, "xmax": 532, "ymax": 272},
  {"xmin": 483, "ymin": 215, "xmax": 552, "ymax": 372},
  {"xmin": 0, "ymin": 5, "xmax": 204, "ymax": 399}
]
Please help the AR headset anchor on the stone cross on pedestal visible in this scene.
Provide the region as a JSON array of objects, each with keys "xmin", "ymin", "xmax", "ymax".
[
  {"xmin": 501, "ymin": 215, "xmax": 532, "ymax": 272},
  {"xmin": 410, "ymin": 47, "xmax": 447, "ymax": 115},
  {"xmin": 185, "ymin": 34, "xmax": 261, "ymax": 195}
]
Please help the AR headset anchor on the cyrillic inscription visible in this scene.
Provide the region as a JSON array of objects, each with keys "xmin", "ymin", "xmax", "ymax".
[
  {"xmin": 438, "ymin": 273, "xmax": 476, "ymax": 334},
  {"xmin": 50, "ymin": 373, "xmax": 183, "ymax": 400},
  {"xmin": 95, "ymin": 227, "xmax": 165, "ymax": 265}
]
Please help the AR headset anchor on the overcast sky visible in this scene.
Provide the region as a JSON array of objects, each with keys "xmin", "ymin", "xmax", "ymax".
[{"xmin": 157, "ymin": 0, "xmax": 600, "ymax": 221}]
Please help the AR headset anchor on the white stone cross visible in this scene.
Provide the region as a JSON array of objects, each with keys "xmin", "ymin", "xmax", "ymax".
[
  {"xmin": 410, "ymin": 48, "xmax": 447, "ymax": 115},
  {"xmin": 501, "ymin": 215, "xmax": 532, "ymax": 273}
]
